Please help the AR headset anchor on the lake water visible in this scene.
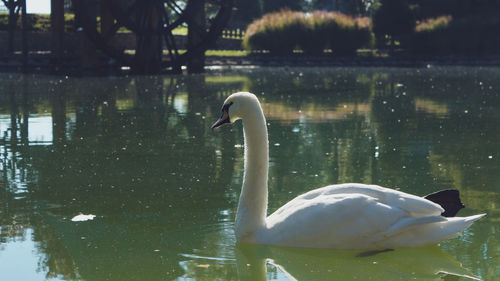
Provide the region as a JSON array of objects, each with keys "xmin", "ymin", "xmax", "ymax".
[{"xmin": 0, "ymin": 67, "xmax": 499, "ymax": 281}]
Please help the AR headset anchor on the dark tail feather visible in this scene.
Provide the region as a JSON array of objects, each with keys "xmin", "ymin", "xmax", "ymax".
[{"xmin": 424, "ymin": 189, "xmax": 465, "ymax": 217}]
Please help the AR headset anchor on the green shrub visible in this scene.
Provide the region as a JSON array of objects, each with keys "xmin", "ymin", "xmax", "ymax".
[
  {"xmin": 411, "ymin": 16, "xmax": 452, "ymax": 54},
  {"xmin": 329, "ymin": 14, "xmax": 373, "ymax": 55},
  {"xmin": 296, "ymin": 11, "xmax": 334, "ymax": 56},
  {"xmin": 243, "ymin": 10, "xmax": 303, "ymax": 56},
  {"xmin": 411, "ymin": 15, "xmax": 500, "ymax": 55},
  {"xmin": 243, "ymin": 10, "xmax": 373, "ymax": 56},
  {"xmin": 415, "ymin": 15, "xmax": 452, "ymax": 32}
]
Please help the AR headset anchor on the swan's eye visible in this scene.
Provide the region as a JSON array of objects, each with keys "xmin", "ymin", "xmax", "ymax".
[{"xmin": 222, "ymin": 101, "xmax": 234, "ymax": 114}]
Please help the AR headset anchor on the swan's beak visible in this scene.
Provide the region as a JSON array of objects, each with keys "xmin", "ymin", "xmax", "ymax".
[{"xmin": 211, "ymin": 110, "xmax": 230, "ymax": 130}]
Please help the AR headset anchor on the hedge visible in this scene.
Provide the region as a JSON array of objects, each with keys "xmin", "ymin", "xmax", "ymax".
[
  {"xmin": 243, "ymin": 10, "xmax": 373, "ymax": 56},
  {"xmin": 412, "ymin": 15, "xmax": 500, "ymax": 55},
  {"xmin": 242, "ymin": 10, "xmax": 303, "ymax": 56}
]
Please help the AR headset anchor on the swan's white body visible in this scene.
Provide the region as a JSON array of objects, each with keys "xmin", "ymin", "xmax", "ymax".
[{"xmin": 213, "ymin": 92, "xmax": 485, "ymax": 249}]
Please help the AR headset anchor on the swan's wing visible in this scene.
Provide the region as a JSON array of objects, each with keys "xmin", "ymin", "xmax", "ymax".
[
  {"xmin": 262, "ymin": 184, "xmax": 453, "ymax": 249},
  {"xmin": 292, "ymin": 183, "xmax": 445, "ymax": 218},
  {"xmin": 263, "ymin": 193, "xmax": 410, "ymax": 249}
]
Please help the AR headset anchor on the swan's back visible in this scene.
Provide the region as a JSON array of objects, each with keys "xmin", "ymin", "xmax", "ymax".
[
  {"xmin": 260, "ymin": 184, "xmax": 484, "ymax": 249},
  {"xmin": 292, "ymin": 184, "xmax": 444, "ymax": 217}
]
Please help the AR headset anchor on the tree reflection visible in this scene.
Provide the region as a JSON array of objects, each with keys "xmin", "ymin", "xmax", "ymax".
[{"xmin": 0, "ymin": 74, "xmax": 245, "ymax": 280}]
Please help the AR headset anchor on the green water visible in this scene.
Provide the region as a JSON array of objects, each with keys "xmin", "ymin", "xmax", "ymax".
[{"xmin": 0, "ymin": 67, "xmax": 499, "ymax": 281}]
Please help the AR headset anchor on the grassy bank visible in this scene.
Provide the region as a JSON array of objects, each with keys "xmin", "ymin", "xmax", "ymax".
[{"xmin": 0, "ymin": 12, "xmax": 75, "ymax": 31}]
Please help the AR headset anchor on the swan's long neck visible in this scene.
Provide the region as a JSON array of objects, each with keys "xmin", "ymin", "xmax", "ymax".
[{"xmin": 235, "ymin": 101, "xmax": 268, "ymax": 242}]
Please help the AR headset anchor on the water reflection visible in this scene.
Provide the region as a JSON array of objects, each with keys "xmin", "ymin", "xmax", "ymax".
[
  {"xmin": 236, "ymin": 244, "xmax": 480, "ymax": 281},
  {"xmin": 0, "ymin": 67, "xmax": 499, "ymax": 280}
]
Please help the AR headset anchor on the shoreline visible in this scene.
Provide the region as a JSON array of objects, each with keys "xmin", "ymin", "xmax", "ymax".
[
  {"xmin": 206, "ymin": 54, "xmax": 500, "ymax": 68},
  {"xmin": 2, "ymin": 54, "xmax": 500, "ymax": 76}
]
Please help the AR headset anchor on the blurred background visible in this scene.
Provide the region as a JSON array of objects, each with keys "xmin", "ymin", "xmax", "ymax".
[{"xmin": 1, "ymin": 0, "xmax": 500, "ymax": 74}]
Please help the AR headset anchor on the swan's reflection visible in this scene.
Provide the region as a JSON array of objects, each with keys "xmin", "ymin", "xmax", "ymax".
[{"xmin": 236, "ymin": 244, "xmax": 480, "ymax": 281}]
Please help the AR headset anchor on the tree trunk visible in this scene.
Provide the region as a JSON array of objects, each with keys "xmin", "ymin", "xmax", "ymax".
[
  {"xmin": 21, "ymin": 0, "xmax": 27, "ymax": 67},
  {"xmin": 51, "ymin": 0, "xmax": 65, "ymax": 63},
  {"xmin": 133, "ymin": 0, "xmax": 162, "ymax": 74},
  {"xmin": 6, "ymin": 0, "xmax": 20, "ymax": 55},
  {"xmin": 187, "ymin": 0, "xmax": 206, "ymax": 74},
  {"xmin": 73, "ymin": 0, "xmax": 99, "ymax": 70}
]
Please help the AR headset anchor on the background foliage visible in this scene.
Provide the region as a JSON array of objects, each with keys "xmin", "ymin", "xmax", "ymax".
[
  {"xmin": 2, "ymin": 0, "xmax": 500, "ymax": 56},
  {"xmin": 243, "ymin": 10, "xmax": 372, "ymax": 56}
]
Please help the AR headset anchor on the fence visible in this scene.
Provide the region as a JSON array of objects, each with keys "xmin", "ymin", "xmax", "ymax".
[{"xmin": 221, "ymin": 28, "xmax": 245, "ymax": 39}]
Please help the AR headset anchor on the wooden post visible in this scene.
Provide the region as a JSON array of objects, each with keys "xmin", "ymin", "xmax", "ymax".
[
  {"xmin": 187, "ymin": 0, "xmax": 206, "ymax": 74},
  {"xmin": 100, "ymin": 1, "xmax": 113, "ymax": 37},
  {"xmin": 73, "ymin": 0, "xmax": 98, "ymax": 70},
  {"xmin": 21, "ymin": 0, "xmax": 27, "ymax": 67},
  {"xmin": 5, "ymin": 0, "xmax": 20, "ymax": 56},
  {"xmin": 51, "ymin": 0, "xmax": 64, "ymax": 63},
  {"xmin": 133, "ymin": 0, "xmax": 162, "ymax": 74}
]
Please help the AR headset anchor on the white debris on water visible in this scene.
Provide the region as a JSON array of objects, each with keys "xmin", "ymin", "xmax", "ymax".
[{"xmin": 71, "ymin": 214, "xmax": 96, "ymax": 222}]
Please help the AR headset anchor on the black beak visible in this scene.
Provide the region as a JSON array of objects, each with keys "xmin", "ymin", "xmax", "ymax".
[
  {"xmin": 212, "ymin": 102, "xmax": 233, "ymax": 130},
  {"xmin": 211, "ymin": 110, "xmax": 230, "ymax": 130}
]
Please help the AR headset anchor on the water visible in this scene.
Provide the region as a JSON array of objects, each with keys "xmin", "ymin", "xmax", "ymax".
[{"xmin": 0, "ymin": 67, "xmax": 499, "ymax": 281}]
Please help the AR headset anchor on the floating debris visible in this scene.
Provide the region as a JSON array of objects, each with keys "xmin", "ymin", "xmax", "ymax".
[{"xmin": 71, "ymin": 214, "xmax": 96, "ymax": 222}]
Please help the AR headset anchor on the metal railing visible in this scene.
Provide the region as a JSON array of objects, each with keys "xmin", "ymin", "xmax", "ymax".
[{"xmin": 221, "ymin": 28, "xmax": 245, "ymax": 39}]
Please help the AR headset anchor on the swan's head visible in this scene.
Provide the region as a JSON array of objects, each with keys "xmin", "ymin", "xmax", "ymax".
[{"xmin": 211, "ymin": 92, "xmax": 260, "ymax": 130}]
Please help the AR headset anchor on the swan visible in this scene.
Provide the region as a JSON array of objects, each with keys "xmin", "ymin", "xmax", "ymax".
[{"xmin": 212, "ymin": 92, "xmax": 485, "ymax": 249}]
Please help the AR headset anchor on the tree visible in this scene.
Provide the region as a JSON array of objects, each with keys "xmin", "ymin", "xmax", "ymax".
[
  {"xmin": 310, "ymin": 0, "xmax": 373, "ymax": 16},
  {"xmin": 263, "ymin": 0, "xmax": 305, "ymax": 13},
  {"xmin": 372, "ymin": 0, "xmax": 415, "ymax": 50},
  {"xmin": 232, "ymin": 0, "xmax": 262, "ymax": 25},
  {"xmin": 2, "ymin": 0, "xmax": 22, "ymax": 54}
]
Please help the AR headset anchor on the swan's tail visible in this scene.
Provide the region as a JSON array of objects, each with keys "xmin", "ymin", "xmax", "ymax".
[
  {"xmin": 443, "ymin": 214, "xmax": 486, "ymax": 234},
  {"xmin": 418, "ymin": 189, "xmax": 486, "ymax": 246},
  {"xmin": 379, "ymin": 213, "xmax": 486, "ymax": 248},
  {"xmin": 424, "ymin": 189, "xmax": 465, "ymax": 217},
  {"xmin": 419, "ymin": 213, "xmax": 485, "ymax": 245}
]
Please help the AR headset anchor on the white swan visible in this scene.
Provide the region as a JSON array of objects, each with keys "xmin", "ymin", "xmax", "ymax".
[{"xmin": 212, "ymin": 92, "xmax": 485, "ymax": 249}]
